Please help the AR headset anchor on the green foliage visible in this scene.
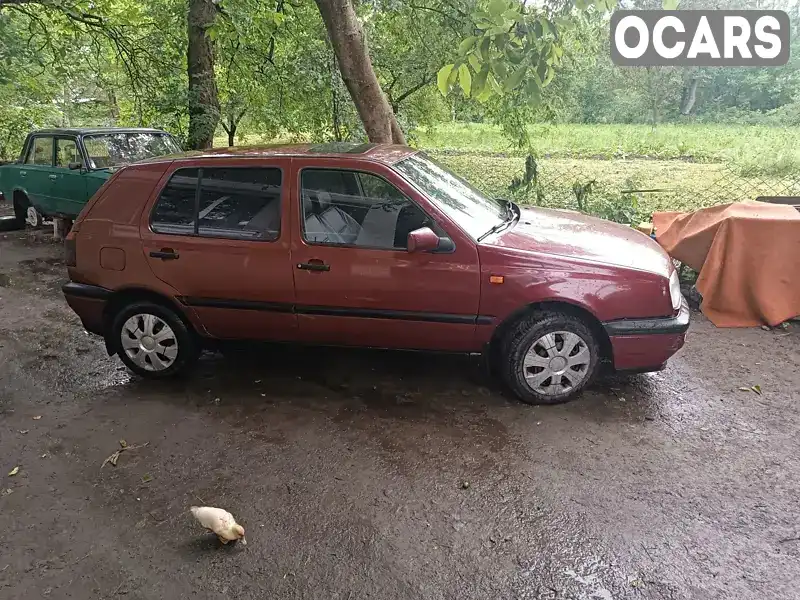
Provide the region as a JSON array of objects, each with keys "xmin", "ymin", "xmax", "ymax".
[
  {"xmin": 437, "ymin": 0, "xmax": 615, "ymax": 109},
  {"xmin": 576, "ymin": 184, "xmax": 641, "ymax": 225}
]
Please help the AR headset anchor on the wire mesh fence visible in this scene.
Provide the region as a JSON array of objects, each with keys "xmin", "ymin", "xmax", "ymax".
[{"xmin": 433, "ymin": 150, "xmax": 800, "ymax": 224}]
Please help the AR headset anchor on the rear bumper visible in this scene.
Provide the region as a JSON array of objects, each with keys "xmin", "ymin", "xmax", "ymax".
[
  {"xmin": 62, "ymin": 282, "xmax": 110, "ymax": 336},
  {"xmin": 604, "ymin": 299, "xmax": 690, "ymax": 371}
]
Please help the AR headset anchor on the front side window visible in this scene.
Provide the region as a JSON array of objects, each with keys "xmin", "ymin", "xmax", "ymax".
[
  {"xmin": 83, "ymin": 132, "xmax": 181, "ymax": 169},
  {"xmin": 56, "ymin": 138, "xmax": 80, "ymax": 168},
  {"xmin": 25, "ymin": 137, "xmax": 54, "ymax": 166},
  {"xmin": 301, "ymin": 168, "xmax": 439, "ymax": 250},
  {"xmin": 394, "ymin": 152, "xmax": 505, "ymax": 240},
  {"xmin": 150, "ymin": 167, "xmax": 282, "ymax": 241}
]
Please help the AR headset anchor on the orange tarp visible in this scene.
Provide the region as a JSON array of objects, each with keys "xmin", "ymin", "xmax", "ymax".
[{"xmin": 653, "ymin": 201, "xmax": 800, "ymax": 328}]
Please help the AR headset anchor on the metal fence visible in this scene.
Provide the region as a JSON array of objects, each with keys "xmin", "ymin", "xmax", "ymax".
[
  {"xmin": 434, "ymin": 150, "xmax": 800, "ymax": 223},
  {"xmin": 519, "ymin": 159, "xmax": 800, "ymax": 221}
]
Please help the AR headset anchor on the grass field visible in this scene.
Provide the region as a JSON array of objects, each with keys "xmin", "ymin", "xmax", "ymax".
[
  {"xmin": 415, "ymin": 122, "xmax": 800, "ymax": 175},
  {"xmin": 417, "ymin": 123, "xmax": 800, "ymax": 222},
  {"xmin": 215, "ymin": 122, "xmax": 800, "ymax": 224}
]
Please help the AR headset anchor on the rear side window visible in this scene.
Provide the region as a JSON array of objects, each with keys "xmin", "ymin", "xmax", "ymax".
[
  {"xmin": 25, "ymin": 137, "xmax": 54, "ymax": 166},
  {"xmin": 150, "ymin": 167, "xmax": 282, "ymax": 241}
]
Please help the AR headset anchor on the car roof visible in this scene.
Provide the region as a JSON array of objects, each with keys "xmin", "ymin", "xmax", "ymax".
[
  {"xmin": 31, "ymin": 127, "xmax": 170, "ymax": 136},
  {"xmin": 136, "ymin": 142, "xmax": 419, "ymax": 167}
]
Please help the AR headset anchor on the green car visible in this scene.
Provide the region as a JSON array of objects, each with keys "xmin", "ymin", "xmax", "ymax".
[{"xmin": 0, "ymin": 128, "xmax": 181, "ymax": 227}]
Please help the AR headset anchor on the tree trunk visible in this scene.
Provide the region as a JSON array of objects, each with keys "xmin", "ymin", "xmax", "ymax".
[
  {"xmin": 680, "ymin": 77, "xmax": 700, "ymax": 115},
  {"xmin": 314, "ymin": 0, "xmax": 405, "ymax": 144},
  {"xmin": 329, "ymin": 45, "xmax": 343, "ymax": 141},
  {"xmin": 187, "ymin": 0, "xmax": 220, "ymax": 150},
  {"xmin": 227, "ymin": 122, "xmax": 236, "ymax": 147}
]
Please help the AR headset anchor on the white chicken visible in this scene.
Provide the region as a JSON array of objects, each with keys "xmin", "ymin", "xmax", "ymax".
[{"xmin": 190, "ymin": 506, "xmax": 247, "ymax": 546}]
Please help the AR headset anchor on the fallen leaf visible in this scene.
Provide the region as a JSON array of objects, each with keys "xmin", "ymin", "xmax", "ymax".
[
  {"xmin": 8, "ymin": 467, "xmax": 19, "ymax": 476},
  {"xmin": 32, "ymin": 416, "xmax": 41, "ymax": 420},
  {"xmin": 1, "ymin": 488, "xmax": 12, "ymax": 496},
  {"xmin": 119, "ymin": 439, "xmax": 128, "ymax": 449},
  {"xmin": 751, "ymin": 385, "xmax": 762, "ymax": 395},
  {"xmin": 141, "ymin": 473, "xmax": 153, "ymax": 483},
  {"xmin": 18, "ymin": 430, "xmax": 29, "ymax": 435},
  {"xmin": 738, "ymin": 387, "xmax": 751, "ymax": 392},
  {"xmin": 40, "ymin": 454, "xmax": 47, "ymax": 459}
]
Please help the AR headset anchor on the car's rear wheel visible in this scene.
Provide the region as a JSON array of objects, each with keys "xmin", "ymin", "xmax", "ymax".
[
  {"xmin": 501, "ymin": 311, "xmax": 600, "ymax": 405},
  {"xmin": 25, "ymin": 205, "xmax": 42, "ymax": 228},
  {"xmin": 110, "ymin": 301, "xmax": 199, "ymax": 378}
]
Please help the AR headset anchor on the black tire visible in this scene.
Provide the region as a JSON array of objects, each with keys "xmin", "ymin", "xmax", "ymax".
[
  {"xmin": 500, "ymin": 310, "xmax": 600, "ymax": 405},
  {"xmin": 110, "ymin": 301, "xmax": 200, "ymax": 378},
  {"xmin": 12, "ymin": 193, "xmax": 28, "ymax": 229}
]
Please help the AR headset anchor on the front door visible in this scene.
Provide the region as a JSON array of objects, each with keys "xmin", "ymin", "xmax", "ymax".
[
  {"xmin": 140, "ymin": 161, "xmax": 298, "ymax": 341},
  {"xmin": 290, "ymin": 161, "xmax": 482, "ymax": 351},
  {"xmin": 19, "ymin": 135, "xmax": 56, "ymax": 215},
  {"xmin": 50, "ymin": 137, "xmax": 87, "ymax": 218}
]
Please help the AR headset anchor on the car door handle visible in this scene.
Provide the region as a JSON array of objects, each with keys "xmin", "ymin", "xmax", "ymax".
[
  {"xmin": 150, "ymin": 249, "xmax": 179, "ymax": 260},
  {"xmin": 296, "ymin": 261, "xmax": 330, "ymax": 272},
  {"xmin": 49, "ymin": 174, "xmax": 58, "ymax": 180}
]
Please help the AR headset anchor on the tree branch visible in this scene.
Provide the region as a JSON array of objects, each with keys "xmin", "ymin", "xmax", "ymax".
[{"xmin": 393, "ymin": 75, "xmax": 433, "ymax": 105}]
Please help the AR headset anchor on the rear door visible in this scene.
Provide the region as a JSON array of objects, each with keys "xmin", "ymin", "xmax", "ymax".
[
  {"xmin": 50, "ymin": 136, "xmax": 87, "ymax": 218},
  {"xmin": 140, "ymin": 159, "xmax": 298, "ymax": 341},
  {"xmin": 19, "ymin": 136, "xmax": 56, "ymax": 214}
]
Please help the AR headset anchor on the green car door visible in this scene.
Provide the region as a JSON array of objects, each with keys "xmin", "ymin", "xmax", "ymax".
[
  {"xmin": 51, "ymin": 137, "xmax": 88, "ymax": 217},
  {"xmin": 18, "ymin": 136, "xmax": 56, "ymax": 215}
]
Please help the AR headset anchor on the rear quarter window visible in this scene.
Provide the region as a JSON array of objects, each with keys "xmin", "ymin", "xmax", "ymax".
[{"xmin": 150, "ymin": 166, "xmax": 282, "ymax": 241}]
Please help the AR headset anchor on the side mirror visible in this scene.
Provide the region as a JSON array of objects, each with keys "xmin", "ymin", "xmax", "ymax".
[
  {"xmin": 68, "ymin": 162, "xmax": 83, "ymax": 171},
  {"xmin": 407, "ymin": 227, "xmax": 440, "ymax": 253}
]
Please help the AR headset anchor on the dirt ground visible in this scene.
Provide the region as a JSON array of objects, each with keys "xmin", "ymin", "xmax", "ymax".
[{"xmin": 0, "ymin": 227, "xmax": 798, "ymax": 600}]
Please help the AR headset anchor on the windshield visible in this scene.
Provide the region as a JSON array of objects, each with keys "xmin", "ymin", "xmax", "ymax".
[
  {"xmin": 83, "ymin": 132, "xmax": 181, "ymax": 169},
  {"xmin": 394, "ymin": 152, "xmax": 505, "ymax": 240}
]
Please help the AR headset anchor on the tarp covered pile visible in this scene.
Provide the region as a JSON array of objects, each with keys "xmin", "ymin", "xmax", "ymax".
[{"xmin": 653, "ymin": 201, "xmax": 800, "ymax": 327}]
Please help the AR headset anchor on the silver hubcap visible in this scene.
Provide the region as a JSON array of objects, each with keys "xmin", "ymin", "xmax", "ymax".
[
  {"xmin": 26, "ymin": 206, "xmax": 38, "ymax": 227},
  {"xmin": 522, "ymin": 331, "xmax": 592, "ymax": 396},
  {"xmin": 121, "ymin": 314, "xmax": 178, "ymax": 372}
]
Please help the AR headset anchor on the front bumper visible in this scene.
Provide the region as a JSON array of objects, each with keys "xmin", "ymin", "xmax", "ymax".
[
  {"xmin": 603, "ymin": 298, "xmax": 690, "ymax": 371},
  {"xmin": 62, "ymin": 282, "xmax": 110, "ymax": 337}
]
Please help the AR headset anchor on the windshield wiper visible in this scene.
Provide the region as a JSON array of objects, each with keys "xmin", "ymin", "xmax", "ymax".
[{"xmin": 477, "ymin": 199, "xmax": 518, "ymax": 242}]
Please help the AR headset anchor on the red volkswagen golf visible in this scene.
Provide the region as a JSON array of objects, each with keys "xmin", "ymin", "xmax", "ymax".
[{"xmin": 62, "ymin": 143, "xmax": 688, "ymax": 404}]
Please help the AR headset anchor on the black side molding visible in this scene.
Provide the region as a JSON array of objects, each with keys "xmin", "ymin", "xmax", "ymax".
[
  {"xmin": 179, "ymin": 296, "xmax": 294, "ymax": 313},
  {"xmin": 603, "ymin": 298, "xmax": 690, "ymax": 336},
  {"xmin": 297, "ymin": 305, "xmax": 490, "ymax": 325},
  {"xmin": 179, "ymin": 295, "xmax": 493, "ymax": 325},
  {"xmin": 62, "ymin": 282, "xmax": 112, "ymax": 300}
]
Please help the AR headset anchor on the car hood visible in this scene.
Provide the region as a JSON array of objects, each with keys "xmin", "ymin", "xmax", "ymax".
[{"xmin": 488, "ymin": 206, "xmax": 673, "ymax": 277}]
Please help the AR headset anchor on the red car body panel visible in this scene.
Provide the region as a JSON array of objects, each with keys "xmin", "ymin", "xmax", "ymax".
[{"xmin": 63, "ymin": 144, "xmax": 688, "ymax": 373}]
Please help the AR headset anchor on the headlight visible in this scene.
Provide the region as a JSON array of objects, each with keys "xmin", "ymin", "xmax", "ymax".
[{"xmin": 669, "ymin": 270, "xmax": 682, "ymax": 312}]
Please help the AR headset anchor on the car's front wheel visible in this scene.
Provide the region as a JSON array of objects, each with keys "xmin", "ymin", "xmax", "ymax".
[
  {"xmin": 501, "ymin": 311, "xmax": 600, "ymax": 405},
  {"xmin": 110, "ymin": 301, "xmax": 200, "ymax": 378}
]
